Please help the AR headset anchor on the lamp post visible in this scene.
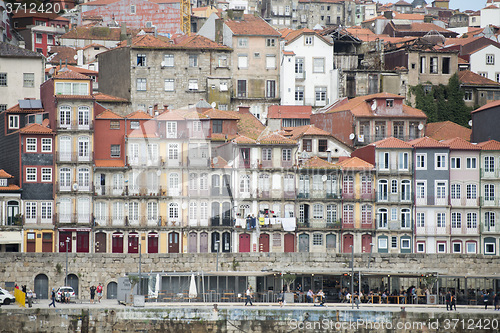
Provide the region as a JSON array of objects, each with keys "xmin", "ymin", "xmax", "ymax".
[
  {"xmin": 138, "ymin": 241, "xmax": 142, "ymax": 295},
  {"xmin": 350, "ymin": 244, "xmax": 354, "ymax": 309},
  {"xmin": 215, "ymin": 240, "xmax": 220, "ymax": 272},
  {"xmin": 367, "ymin": 242, "xmax": 374, "ymax": 269},
  {"xmin": 65, "ymin": 238, "xmax": 69, "ymax": 286}
]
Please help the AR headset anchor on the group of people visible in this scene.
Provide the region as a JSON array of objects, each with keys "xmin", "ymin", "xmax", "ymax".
[{"xmin": 89, "ymin": 283, "xmax": 103, "ymax": 304}]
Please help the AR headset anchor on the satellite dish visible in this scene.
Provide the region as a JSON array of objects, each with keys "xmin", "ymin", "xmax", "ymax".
[
  {"xmin": 468, "ymin": 120, "xmax": 472, "ymax": 127},
  {"xmin": 211, "ymin": 102, "xmax": 217, "ymax": 108},
  {"xmin": 49, "ymin": 67, "xmax": 55, "ymax": 75},
  {"xmin": 371, "ymin": 100, "xmax": 377, "ymax": 111},
  {"xmin": 213, "ymin": 157, "xmax": 219, "ymax": 164},
  {"xmin": 349, "ymin": 133, "xmax": 355, "ymax": 140},
  {"xmin": 73, "ymin": 55, "xmax": 78, "ymax": 60},
  {"xmin": 418, "ymin": 124, "xmax": 424, "ymax": 131},
  {"xmin": 321, "ymin": 175, "xmax": 327, "ymax": 182}
]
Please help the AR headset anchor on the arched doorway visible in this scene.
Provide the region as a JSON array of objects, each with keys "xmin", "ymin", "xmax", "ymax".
[
  {"xmin": 188, "ymin": 232, "xmax": 197, "ymax": 253},
  {"xmin": 362, "ymin": 234, "xmax": 372, "ymax": 253},
  {"xmin": 128, "ymin": 232, "xmax": 139, "ymax": 253},
  {"xmin": 168, "ymin": 232, "xmax": 179, "ymax": 253},
  {"xmin": 298, "ymin": 233, "xmax": 309, "ymax": 252},
  {"xmin": 200, "ymin": 232, "xmax": 208, "ymax": 253},
  {"xmin": 95, "ymin": 232, "xmax": 106, "ymax": 253},
  {"xmin": 34, "ymin": 274, "xmax": 48, "ymax": 299},
  {"xmin": 107, "ymin": 282, "xmax": 117, "ymax": 299},
  {"xmin": 259, "ymin": 233, "xmax": 269, "ymax": 252},
  {"xmin": 67, "ymin": 274, "xmax": 79, "ymax": 297},
  {"xmin": 284, "ymin": 233, "xmax": 295, "ymax": 252},
  {"xmin": 239, "ymin": 233, "xmax": 250, "ymax": 252},
  {"xmin": 148, "ymin": 232, "xmax": 159, "ymax": 253},
  {"xmin": 343, "ymin": 234, "xmax": 353, "ymax": 253}
]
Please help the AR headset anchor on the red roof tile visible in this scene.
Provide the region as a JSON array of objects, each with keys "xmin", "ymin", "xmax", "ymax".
[
  {"xmin": 6, "ymin": 103, "xmax": 44, "ymax": 113},
  {"xmin": 212, "ymin": 156, "xmax": 229, "ymax": 168},
  {"xmin": 425, "ymin": 121, "xmax": 472, "ymax": 141},
  {"xmin": 232, "ymin": 135, "xmax": 256, "ymax": 144},
  {"xmin": 19, "ymin": 123, "xmax": 54, "ymax": 134},
  {"xmin": 477, "ymin": 140, "xmax": 500, "ymax": 150},
  {"xmin": 301, "ymin": 156, "xmax": 338, "ymax": 169},
  {"xmin": 286, "ymin": 125, "xmax": 332, "ymax": 140},
  {"xmin": 409, "ymin": 136, "xmax": 449, "ymax": 148},
  {"xmin": 0, "ymin": 169, "xmax": 14, "ymax": 178},
  {"xmin": 237, "ymin": 113, "xmax": 265, "ymax": 140},
  {"xmin": 224, "ymin": 14, "xmax": 280, "ymax": 37},
  {"xmin": 211, "ymin": 133, "xmax": 237, "ymax": 141},
  {"xmin": 258, "ymin": 132, "xmax": 296, "ymax": 145},
  {"xmin": 472, "ymin": 99, "xmax": 500, "ymax": 113},
  {"xmin": 53, "ymin": 70, "xmax": 92, "ymax": 80},
  {"xmin": 94, "ymin": 92, "xmax": 128, "ymax": 102},
  {"xmin": 202, "ymin": 109, "xmax": 240, "ymax": 120},
  {"xmin": 336, "ymin": 156, "xmax": 374, "ymax": 169},
  {"xmin": 0, "ymin": 184, "xmax": 21, "ymax": 191},
  {"xmin": 371, "ymin": 137, "xmax": 413, "ymax": 148},
  {"xmin": 459, "ymin": 70, "xmax": 500, "ymax": 86},
  {"xmin": 96, "ymin": 109, "xmax": 123, "ymax": 119},
  {"xmin": 95, "ymin": 159, "xmax": 126, "ymax": 167},
  {"xmin": 268, "ymin": 105, "xmax": 313, "ymax": 119},
  {"xmin": 173, "ymin": 34, "xmax": 231, "ymax": 50},
  {"xmin": 441, "ymin": 137, "xmax": 481, "ymax": 150},
  {"xmin": 47, "ymin": 46, "xmax": 78, "ymax": 65},
  {"xmin": 126, "ymin": 111, "xmax": 153, "ymax": 119},
  {"xmin": 45, "ymin": 65, "xmax": 98, "ymax": 75},
  {"xmin": 155, "ymin": 110, "xmax": 187, "ymax": 121}
]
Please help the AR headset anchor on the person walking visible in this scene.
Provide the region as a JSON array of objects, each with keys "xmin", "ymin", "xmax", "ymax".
[
  {"xmin": 26, "ymin": 289, "xmax": 33, "ymax": 308},
  {"xmin": 245, "ymin": 286, "xmax": 253, "ymax": 306},
  {"xmin": 494, "ymin": 293, "xmax": 499, "ymax": 310},
  {"xmin": 96, "ymin": 283, "xmax": 103, "ymax": 303},
  {"xmin": 445, "ymin": 291, "xmax": 451, "ymax": 311},
  {"xmin": 450, "ymin": 292, "xmax": 456, "ymax": 311},
  {"xmin": 482, "ymin": 290, "xmax": 489, "ymax": 310},
  {"xmin": 49, "ymin": 288, "xmax": 56, "ymax": 307},
  {"xmin": 90, "ymin": 285, "xmax": 96, "ymax": 304}
]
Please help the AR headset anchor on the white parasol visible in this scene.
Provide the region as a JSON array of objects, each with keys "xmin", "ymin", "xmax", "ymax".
[{"xmin": 189, "ymin": 273, "xmax": 197, "ymax": 300}]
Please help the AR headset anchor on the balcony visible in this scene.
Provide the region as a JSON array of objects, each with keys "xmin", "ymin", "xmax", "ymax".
[
  {"xmin": 480, "ymin": 197, "xmax": 499, "ymax": 207},
  {"xmin": 480, "ymin": 169, "xmax": 500, "ymax": 178},
  {"xmin": 295, "ymin": 72, "xmax": 305, "ymax": 80},
  {"xmin": 57, "ymin": 152, "xmax": 92, "ymax": 163},
  {"xmin": 57, "ymin": 120, "xmax": 94, "ymax": 131},
  {"xmin": 57, "ymin": 213, "xmax": 92, "ymax": 224},
  {"xmin": 187, "ymin": 157, "xmax": 210, "ymax": 167},
  {"xmin": 450, "ymin": 197, "xmax": 480, "ymax": 207},
  {"xmin": 57, "ymin": 182, "xmax": 93, "ymax": 193},
  {"xmin": 128, "ymin": 158, "xmax": 162, "ymax": 167},
  {"xmin": 297, "ymin": 192, "xmax": 310, "ymax": 199}
]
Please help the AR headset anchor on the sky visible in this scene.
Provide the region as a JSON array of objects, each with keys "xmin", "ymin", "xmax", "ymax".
[{"xmin": 376, "ymin": 0, "xmax": 487, "ymax": 12}]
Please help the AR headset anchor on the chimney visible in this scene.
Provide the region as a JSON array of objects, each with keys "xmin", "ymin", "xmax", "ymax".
[
  {"xmin": 238, "ymin": 105, "xmax": 250, "ymax": 114},
  {"xmin": 327, "ymin": 150, "xmax": 332, "ymax": 163},
  {"xmin": 120, "ymin": 22, "xmax": 127, "ymax": 41},
  {"xmin": 215, "ymin": 18, "xmax": 223, "ymax": 45},
  {"xmin": 164, "ymin": 104, "xmax": 169, "ymax": 111},
  {"xmin": 383, "ymin": 11, "xmax": 393, "ymax": 19},
  {"xmin": 77, "ymin": 49, "xmax": 83, "ymax": 66}
]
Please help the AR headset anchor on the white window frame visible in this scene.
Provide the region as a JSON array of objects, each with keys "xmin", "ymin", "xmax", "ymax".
[
  {"xmin": 136, "ymin": 78, "xmax": 147, "ymax": 91},
  {"xmin": 435, "ymin": 153, "xmax": 447, "ymax": 170},
  {"xmin": 41, "ymin": 168, "xmax": 52, "ymax": 182},
  {"xmin": 23, "ymin": 73, "xmax": 35, "ymax": 88},
  {"xmin": 26, "ymin": 167, "xmax": 37, "ymax": 182},
  {"xmin": 401, "ymin": 238, "xmax": 411, "ymax": 249},
  {"xmin": 41, "ymin": 138, "xmax": 52, "ymax": 152},
  {"xmin": 9, "ymin": 115, "xmax": 19, "ymax": 129},
  {"xmin": 416, "ymin": 153, "xmax": 426, "ymax": 170},
  {"xmin": 378, "ymin": 237, "xmax": 388, "ymax": 249},
  {"xmin": 164, "ymin": 79, "xmax": 175, "ymax": 91},
  {"xmin": 451, "ymin": 157, "xmax": 461, "ymax": 169},
  {"xmin": 26, "ymin": 138, "xmax": 37, "ymax": 152}
]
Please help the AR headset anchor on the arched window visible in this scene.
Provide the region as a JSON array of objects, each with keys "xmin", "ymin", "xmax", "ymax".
[{"xmin": 378, "ymin": 208, "xmax": 388, "ymax": 228}]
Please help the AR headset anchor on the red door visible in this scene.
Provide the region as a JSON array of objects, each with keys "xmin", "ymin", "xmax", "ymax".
[
  {"xmin": 259, "ymin": 234, "xmax": 270, "ymax": 252},
  {"xmin": 27, "ymin": 232, "xmax": 36, "ymax": 252},
  {"xmin": 148, "ymin": 233, "xmax": 158, "ymax": 253},
  {"xmin": 76, "ymin": 231, "xmax": 89, "ymax": 253},
  {"xmin": 239, "ymin": 233, "xmax": 250, "ymax": 252},
  {"xmin": 128, "ymin": 233, "xmax": 139, "ymax": 253},
  {"xmin": 42, "ymin": 233, "xmax": 53, "ymax": 252},
  {"xmin": 168, "ymin": 232, "xmax": 179, "ymax": 253},
  {"xmin": 59, "ymin": 232, "xmax": 72, "ymax": 253},
  {"xmin": 95, "ymin": 232, "xmax": 106, "ymax": 253},
  {"xmin": 112, "ymin": 233, "xmax": 123, "ymax": 253},
  {"xmin": 361, "ymin": 234, "xmax": 372, "ymax": 253},
  {"xmin": 284, "ymin": 233, "xmax": 295, "ymax": 253},
  {"xmin": 343, "ymin": 234, "xmax": 353, "ymax": 253}
]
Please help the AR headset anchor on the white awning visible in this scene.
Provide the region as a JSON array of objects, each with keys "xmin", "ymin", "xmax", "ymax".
[{"xmin": 0, "ymin": 231, "xmax": 22, "ymax": 244}]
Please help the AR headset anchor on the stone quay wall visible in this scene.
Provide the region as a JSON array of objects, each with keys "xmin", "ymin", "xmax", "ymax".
[{"xmin": 1, "ymin": 253, "xmax": 498, "ymax": 296}]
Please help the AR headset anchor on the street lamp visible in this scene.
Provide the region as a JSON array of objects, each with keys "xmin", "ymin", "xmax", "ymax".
[
  {"xmin": 367, "ymin": 242, "xmax": 374, "ymax": 269},
  {"xmin": 350, "ymin": 244, "xmax": 354, "ymax": 309},
  {"xmin": 65, "ymin": 238, "xmax": 69, "ymax": 286},
  {"xmin": 215, "ymin": 240, "xmax": 220, "ymax": 272},
  {"xmin": 138, "ymin": 241, "xmax": 142, "ymax": 295}
]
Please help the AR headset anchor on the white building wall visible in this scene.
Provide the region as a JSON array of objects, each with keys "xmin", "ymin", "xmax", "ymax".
[
  {"xmin": 481, "ymin": 6, "xmax": 500, "ymax": 28},
  {"xmin": 0, "ymin": 57, "xmax": 44, "ymax": 109},
  {"xmin": 469, "ymin": 44, "xmax": 500, "ymax": 82}
]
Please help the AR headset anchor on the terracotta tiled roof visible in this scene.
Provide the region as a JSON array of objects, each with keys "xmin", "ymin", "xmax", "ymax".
[
  {"xmin": 96, "ymin": 109, "xmax": 123, "ymax": 119},
  {"xmin": 126, "ymin": 111, "xmax": 153, "ymax": 119},
  {"xmin": 95, "ymin": 159, "xmax": 126, "ymax": 167},
  {"xmin": 155, "ymin": 110, "xmax": 187, "ymax": 121},
  {"xmin": 224, "ymin": 14, "xmax": 280, "ymax": 37},
  {"xmin": 19, "ymin": 123, "xmax": 54, "ymax": 134},
  {"xmin": 286, "ymin": 125, "xmax": 332, "ymax": 140},
  {"xmin": 202, "ymin": 109, "xmax": 240, "ymax": 120},
  {"xmin": 394, "ymin": 0, "xmax": 411, "ymax": 5},
  {"xmin": 484, "ymin": 4, "xmax": 499, "ymax": 9},
  {"xmin": 46, "ymin": 46, "xmax": 77, "ymax": 65},
  {"xmin": 459, "ymin": 70, "xmax": 500, "ymax": 86},
  {"xmin": 0, "ymin": 169, "xmax": 14, "ymax": 178},
  {"xmin": 0, "ymin": 42, "xmax": 42, "ymax": 58},
  {"xmin": 183, "ymin": 110, "xmax": 209, "ymax": 119},
  {"xmin": 279, "ymin": 28, "xmax": 294, "ymax": 39},
  {"xmin": 232, "ymin": 135, "xmax": 257, "ymax": 144},
  {"xmin": 258, "ymin": 132, "xmax": 296, "ymax": 145},
  {"xmin": 472, "ymin": 100, "xmax": 500, "ymax": 113},
  {"xmin": 458, "ymin": 57, "xmax": 469, "ymax": 64},
  {"xmin": 128, "ymin": 128, "xmax": 158, "ymax": 138},
  {"xmin": 93, "ymin": 92, "xmax": 128, "ymax": 102},
  {"xmin": 441, "ymin": 137, "xmax": 481, "ymax": 150},
  {"xmin": 268, "ymin": 105, "xmax": 312, "ymax": 119},
  {"xmin": 81, "ymin": 43, "xmax": 107, "ymax": 50},
  {"xmin": 212, "ymin": 156, "xmax": 229, "ymax": 168},
  {"xmin": 62, "ymin": 26, "xmax": 144, "ymax": 41},
  {"xmin": 371, "ymin": 137, "xmax": 413, "ymax": 149},
  {"xmin": 283, "ymin": 51, "xmax": 295, "ymax": 56},
  {"xmin": 173, "ymin": 34, "xmax": 231, "ymax": 50},
  {"xmin": 0, "ymin": 184, "xmax": 21, "ymax": 191},
  {"xmin": 477, "ymin": 140, "xmax": 500, "ymax": 150},
  {"xmin": 397, "ymin": 22, "xmax": 455, "ymax": 34},
  {"xmin": 211, "ymin": 133, "xmax": 237, "ymax": 141},
  {"xmin": 55, "ymin": 95, "xmax": 94, "ymax": 100},
  {"xmin": 443, "ymin": 36, "xmax": 481, "ymax": 47},
  {"xmin": 6, "ymin": 103, "xmax": 44, "ymax": 113},
  {"xmin": 46, "ymin": 65, "xmax": 98, "ymax": 75},
  {"xmin": 409, "ymin": 136, "xmax": 449, "ymax": 148},
  {"xmin": 301, "ymin": 156, "xmax": 338, "ymax": 169},
  {"xmin": 53, "ymin": 70, "xmax": 92, "ymax": 80},
  {"xmin": 282, "ymin": 28, "xmax": 315, "ymax": 42},
  {"xmin": 394, "ymin": 13, "xmax": 424, "ymax": 20},
  {"xmin": 426, "ymin": 121, "xmax": 472, "ymax": 141},
  {"xmin": 336, "ymin": 156, "xmax": 374, "ymax": 169},
  {"xmin": 237, "ymin": 113, "xmax": 265, "ymax": 140}
]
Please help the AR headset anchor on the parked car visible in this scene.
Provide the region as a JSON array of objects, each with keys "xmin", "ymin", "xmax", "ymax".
[
  {"xmin": 55, "ymin": 286, "xmax": 75, "ymax": 302},
  {"xmin": 0, "ymin": 288, "xmax": 15, "ymax": 305}
]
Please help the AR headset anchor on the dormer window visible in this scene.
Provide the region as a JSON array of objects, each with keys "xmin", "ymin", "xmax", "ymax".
[
  {"xmin": 55, "ymin": 82, "xmax": 89, "ymax": 95},
  {"xmin": 0, "ymin": 179, "xmax": 6, "ymax": 187},
  {"xmin": 386, "ymin": 99, "xmax": 394, "ymax": 107}
]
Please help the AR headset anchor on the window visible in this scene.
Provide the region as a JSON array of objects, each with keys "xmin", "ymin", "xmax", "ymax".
[
  {"xmin": 147, "ymin": 202, "xmax": 158, "ymax": 221},
  {"xmin": 416, "ymin": 181, "xmax": 426, "ymax": 200},
  {"xmin": 189, "ymin": 54, "xmax": 198, "ymax": 67},
  {"xmin": 130, "ymin": 121, "xmax": 140, "ymax": 130},
  {"xmin": 315, "ymin": 87, "xmax": 326, "ymax": 102},
  {"xmin": 417, "ymin": 243, "xmax": 425, "ymax": 253},
  {"xmin": 212, "ymin": 120, "xmax": 223, "ymax": 134},
  {"xmin": 266, "ymin": 38, "xmax": 276, "ymax": 47},
  {"xmin": 163, "ymin": 54, "xmax": 174, "ymax": 67},
  {"xmin": 218, "ymin": 55, "xmax": 228, "ymax": 67},
  {"xmin": 485, "ymin": 211, "xmax": 495, "ymax": 228},
  {"xmin": 479, "ymin": 72, "xmax": 488, "ymax": 78},
  {"xmin": 193, "ymin": 121, "xmax": 202, "ymax": 132},
  {"xmin": 343, "ymin": 204, "xmax": 353, "ymax": 224},
  {"xmin": 36, "ymin": 33, "xmax": 42, "ymax": 43},
  {"xmin": 451, "ymin": 212, "xmax": 462, "ymax": 228},
  {"xmin": 467, "ymin": 212, "xmax": 477, "ymax": 229},
  {"xmin": 136, "ymin": 78, "xmax": 147, "ymax": 91},
  {"xmin": 486, "ymin": 54, "xmax": 495, "ymax": 65},
  {"xmin": 378, "ymin": 180, "xmax": 388, "ymax": 201},
  {"xmin": 391, "ymin": 180, "xmax": 398, "ymax": 194},
  {"xmin": 78, "ymin": 137, "xmax": 89, "ymax": 159},
  {"xmin": 26, "ymin": 202, "xmax": 36, "ymax": 220},
  {"xmin": 41, "ymin": 168, "xmax": 52, "ymax": 182},
  {"xmin": 401, "ymin": 239, "xmax": 410, "ymax": 249},
  {"xmin": 55, "ymin": 82, "xmax": 89, "ymax": 95},
  {"xmin": 303, "ymin": 139, "xmax": 312, "ymax": 152},
  {"xmin": 435, "ymin": 154, "xmax": 447, "ymax": 169},
  {"xmin": 239, "ymin": 175, "xmax": 250, "ymax": 193},
  {"xmin": 26, "ymin": 167, "xmax": 36, "ymax": 181},
  {"xmin": 23, "ymin": 73, "xmax": 35, "ymax": 88},
  {"xmin": 466, "ymin": 184, "xmax": 477, "ymax": 199},
  {"xmin": 386, "ymin": 99, "xmax": 394, "ymax": 107},
  {"xmin": 78, "ymin": 167, "xmax": 90, "ymax": 188},
  {"xmin": 377, "ymin": 208, "xmax": 387, "ymax": 228},
  {"xmin": 26, "ymin": 138, "xmax": 37, "ymax": 152},
  {"xmin": 378, "ymin": 152, "xmax": 389, "ymax": 170},
  {"xmin": 130, "ymin": 4, "xmax": 136, "ymax": 13},
  {"xmin": 266, "ymin": 55, "xmax": 276, "ymax": 69},
  {"xmin": 436, "ymin": 181, "xmax": 446, "ymax": 200},
  {"xmin": 437, "ymin": 212, "xmax": 446, "ymax": 228},
  {"xmin": 464, "ymin": 90, "xmax": 473, "ymax": 101},
  {"xmin": 295, "ymin": 58, "xmax": 304, "ymax": 75},
  {"xmin": 188, "ymin": 79, "xmax": 198, "ymax": 90},
  {"xmin": 136, "ymin": 54, "xmax": 146, "ymax": 67},
  {"xmin": 110, "ymin": 120, "xmax": 120, "ymax": 129},
  {"xmin": 8, "ymin": 115, "xmax": 19, "ymax": 129},
  {"xmin": 484, "ymin": 156, "xmax": 495, "ymax": 173},
  {"xmin": 362, "ymin": 204, "xmax": 372, "ymax": 224},
  {"xmin": 78, "ymin": 106, "xmax": 89, "ymax": 127},
  {"xmin": 391, "ymin": 207, "xmax": 397, "ymax": 221},
  {"xmin": 326, "ymin": 204, "xmax": 337, "ymax": 223},
  {"xmin": 484, "ymin": 184, "xmax": 495, "ymax": 201},
  {"xmin": 398, "ymin": 152, "xmax": 408, "ymax": 170},
  {"xmin": 262, "ymin": 148, "xmax": 272, "ymax": 161},
  {"xmin": 41, "ymin": 202, "xmax": 52, "ymax": 220},
  {"xmin": 485, "ymin": 242, "xmax": 495, "ymax": 255},
  {"xmin": 266, "ymin": 80, "xmax": 276, "ymax": 98},
  {"xmin": 442, "ymin": 57, "xmax": 450, "ymax": 74},
  {"xmin": 313, "ymin": 233, "xmax": 323, "ymax": 246},
  {"xmin": 41, "ymin": 138, "xmax": 52, "ymax": 152},
  {"xmin": 391, "ymin": 236, "xmax": 397, "ymax": 248},
  {"xmin": 0, "ymin": 73, "xmax": 6, "ymax": 86},
  {"xmin": 437, "ymin": 243, "xmax": 446, "ymax": 253},
  {"xmin": 238, "ymin": 55, "xmax": 248, "ymax": 68},
  {"xmin": 304, "ymin": 36, "xmax": 313, "ymax": 45},
  {"xmin": 416, "ymin": 212, "xmax": 425, "ymax": 227},
  {"xmin": 466, "ymin": 157, "xmax": 476, "ymax": 169},
  {"xmin": 237, "ymin": 80, "xmax": 246, "ymax": 97},
  {"xmin": 466, "ymin": 242, "xmax": 476, "ymax": 254},
  {"xmin": 164, "ymin": 79, "xmax": 175, "ymax": 91},
  {"xmin": 378, "ymin": 237, "xmax": 388, "ymax": 249},
  {"xmin": 313, "ymin": 204, "xmax": 323, "ymax": 219},
  {"xmin": 318, "ymin": 140, "xmax": 327, "ymax": 152},
  {"xmin": 238, "ymin": 38, "xmax": 248, "ymax": 48},
  {"xmin": 430, "ymin": 57, "xmax": 438, "ymax": 73},
  {"xmin": 0, "ymin": 105, "xmax": 6, "ymax": 111},
  {"xmin": 295, "ymin": 86, "xmax": 304, "ymax": 101},
  {"xmin": 282, "ymin": 149, "xmax": 291, "ymax": 161},
  {"xmin": 401, "ymin": 180, "xmax": 411, "ymax": 201},
  {"xmin": 169, "ymin": 203, "xmax": 179, "ymax": 219},
  {"xmin": 313, "ymin": 58, "xmax": 325, "ymax": 73},
  {"xmin": 451, "ymin": 157, "xmax": 461, "ymax": 169},
  {"xmin": 168, "ymin": 143, "xmax": 178, "ymax": 160},
  {"xmin": 111, "ymin": 145, "xmax": 120, "ymax": 158},
  {"xmin": 453, "ymin": 242, "xmax": 461, "ymax": 253}
]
